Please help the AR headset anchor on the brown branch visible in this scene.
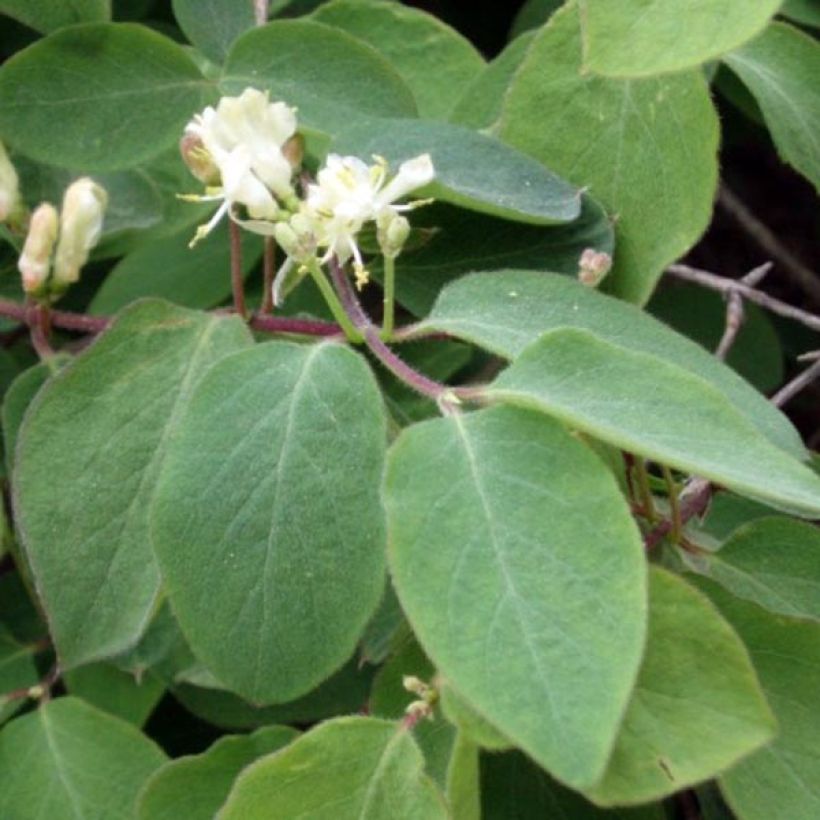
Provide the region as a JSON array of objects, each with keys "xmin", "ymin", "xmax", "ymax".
[
  {"xmin": 228, "ymin": 221, "xmax": 247, "ymax": 319},
  {"xmin": 771, "ymin": 357, "xmax": 820, "ymax": 408},
  {"xmin": 718, "ymin": 185, "xmax": 820, "ymax": 306},
  {"xmin": 666, "ymin": 264, "xmax": 820, "ymax": 334},
  {"xmin": 644, "ymin": 478, "xmax": 712, "ymax": 550},
  {"xmin": 254, "ymin": 0, "xmax": 269, "ymax": 26},
  {"xmin": 260, "ymin": 237, "xmax": 276, "ymax": 314}
]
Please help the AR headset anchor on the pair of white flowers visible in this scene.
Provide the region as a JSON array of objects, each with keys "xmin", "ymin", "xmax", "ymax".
[{"xmin": 182, "ymin": 88, "xmax": 434, "ymax": 290}]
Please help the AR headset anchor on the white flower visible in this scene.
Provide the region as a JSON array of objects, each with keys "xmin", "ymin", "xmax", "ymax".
[
  {"xmin": 18, "ymin": 203, "xmax": 58, "ymax": 295},
  {"xmin": 182, "ymin": 89, "xmax": 299, "ymax": 244},
  {"xmin": 52, "ymin": 178, "xmax": 107, "ymax": 289},
  {"xmin": 304, "ymin": 152, "xmax": 434, "ymax": 285},
  {"xmin": 0, "ymin": 140, "xmax": 20, "ymax": 224}
]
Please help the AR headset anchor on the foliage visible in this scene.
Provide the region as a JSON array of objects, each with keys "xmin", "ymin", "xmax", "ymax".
[{"xmin": 0, "ymin": 0, "xmax": 818, "ymax": 817}]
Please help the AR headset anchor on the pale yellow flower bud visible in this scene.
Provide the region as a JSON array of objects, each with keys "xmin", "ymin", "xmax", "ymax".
[
  {"xmin": 18, "ymin": 203, "xmax": 58, "ymax": 296},
  {"xmin": 0, "ymin": 140, "xmax": 21, "ymax": 224},
  {"xmin": 52, "ymin": 178, "xmax": 108, "ymax": 290},
  {"xmin": 578, "ymin": 248, "xmax": 612, "ymax": 288}
]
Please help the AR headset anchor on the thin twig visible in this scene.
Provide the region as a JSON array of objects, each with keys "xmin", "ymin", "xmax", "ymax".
[
  {"xmin": 644, "ymin": 478, "xmax": 712, "ymax": 550},
  {"xmin": 248, "ymin": 312, "xmax": 340, "ymax": 337},
  {"xmin": 28, "ymin": 303, "xmax": 54, "ymax": 360},
  {"xmin": 666, "ymin": 264, "xmax": 820, "ymax": 333},
  {"xmin": 718, "ymin": 185, "xmax": 820, "ymax": 306},
  {"xmin": 253, "ymin": 0, "xmax": 269, "ymax": 27},
  {"xmin": 771, "ymin": 358, "xmax": 820, "ymax": 408},
  {"xmin": 661, "ymin": 465, "xmax": 682, "ymax": 543},
  {"xmin": 261, "ymin": 237, "xmax": 276, "ymax": 314},
  {"xmin": 229, "ymin": 221, "xmax": 247, "ymax": 319},
  {"xmin": 714, "ymin": 262, "xmax": 772, "ymax": 359}
]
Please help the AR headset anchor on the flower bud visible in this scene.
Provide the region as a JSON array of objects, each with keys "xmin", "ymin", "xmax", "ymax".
[
  {"xmin": 52, "ymin": 178, "xmax": 107, "ymax": 291},
  {"xmin": 274, "ymin": 213, "xmax": 316, "ymax": 262},
  {"xmin": 0, "ymin": 140, "xmax": 21, "ymax": 224},
  {"xmin": 18, "ymin": 203, "xmax": 58, "ymax": 296},
  {"xmin": 578, "ymin": 248, "xmax": 612, "ymax": 288},
  {"xmin": 377, "ymin": 212, "xmax": 410, "ymax": 259},
  {"xmin": 180, "ymin": 128, "xmax": 221, "ymax": 186}
]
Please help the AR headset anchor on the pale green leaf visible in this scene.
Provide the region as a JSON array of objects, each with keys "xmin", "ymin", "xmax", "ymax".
[
  {"xmin": 702, "ymin": 582, "xmax": 820, "ymax": 820},
  {"xmin": 509, "ymin": 0, "xmax": 563, "ymax": 39},
  {"xmin": 312, "ymin": 0, "xmax": 484, "ymax": 119},
  {"xmin": 172, "ymin": 0, "xmax": 255, "ymax": 64},
  {"xmin": 439, "ymin": 684, "xmax": 511, "ymax": 751},
  {"xmin": 0, "ymin": 697, "xmax": 167, "ymax": 819},
  {"xmin": 684, "ymin": 517, "xmax": 820, "ymax": 622},
  {"xmin": 496, "ymin": 2, "xmax": 719, "ymax": 302},
  {"xmin": 481, "ymin": 751, "xmax": 665, "ymax": 819},
  {"xmin": 587, "ymin": 569, "xmax": 775, "ymax": 806},
  {"xmin": 417, "ymin": 271, "xmax": 805, "ymax": 459},
  {"xmin": 386, "ymin": 405, "xmax": 647, "ymax": 789},
  {"xmin": 445, "ymin": 732, "xmax": 481, "ymax": 820},
  {"xmin": 221, "ymin": 20, "xmax": 417, "ymax": 138},
  {"xmin": 63, "ymin": 663, "xmax": 165, "ymax": 727},
  {"xmin": 0, "ymin": 625, "xmax": 38, "ymax": 725},
  {"xmin": 723, "ymin": 23, "xmax": 820, "ymax": 191},
  {"xmin": 333, "ymin": 118, "xmax": 581, "ymax": 225},
  {"xmin": 137, "ymin": 726, "xmax": 297, "ymax": 820},
  {"xmin": 14, "ymin": 301, "xmax": 253, "ymax": 668},
  {"xmin": 0, "ymin": 24, "xmax": 210, "ymax": 170},
  {"xmin": 490, "ymin": 329, "xmax": 820, "ymax": 517},
  {"xmin": 218, "ymin": 717, "xmax": 448, "ymax": 819},
  {"xmin": 0, "ymin": 0, "xmax": 109, "ymax": 33},
  {"xmin": 382, "ymin": 198, "xmax": 613, "ymax": 317},
  {"xmin": 579, "ymin": 0, "xmax": 781, "ymax": 77},
  {"xmin": 90, "ymin": 222, "xmax": 262, "ymax": 314},
  {"xmin": 152, "ymin": 341, "xmax": 387, "ymax": 704},
  {"xmin": 781, "ymin": 0, "xmax": 820, "ymax": 28}
]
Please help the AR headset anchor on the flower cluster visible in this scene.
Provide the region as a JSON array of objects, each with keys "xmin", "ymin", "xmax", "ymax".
[{"xmin": 181, "ymin": 88, "xmax": 434, "ymax": 299}]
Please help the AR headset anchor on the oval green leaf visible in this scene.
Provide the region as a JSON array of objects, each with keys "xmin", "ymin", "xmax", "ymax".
[
  {"xmin": 490, "ymin": 329, "xmax": 820, "ymax": 517},
  {"xmin": 417, "ymin": 270, "xmax": 805, "ymax": 459},
  {"xmin": 218, "ymin": 717, "xmax": 448, "ymax": 820},
  {"xmin": 14, "ymin": 301, "xmax": 253, "ymax": 668},
  {"xmin": 723, "ymin": 23, "xmax": 820, "ymax": 191},
  {"xmin": 138, "ymin": 725, "xmax": 298, "ymax": 820},
  {"xmin": 172, "ymin": 0, "xmax": 255, "ymax": 64},
  {"xmin": 312, "ymin": 0, "xmax": 484, "ymax": 119},
  {"xmin": 151, "ymin": 341, "xmax": 387, "ymax": 704},
  {"xmin": 0, "ymin": 697, "xmax": 167, "ymax": 819},
  {"xmin": 221, "ymin": 20, "xmax": 417, "ymax": 138},
  {"xmin": 0, "ymin": 23, "xmax": 209, "ymax": 170},
  {"xmin": 579, "ymin": 0, "xmax": 781, "ymax": 78},
  {"xmin": 586, "ymin": 569, "xmax": 775, "ymax": 806},
  {"xmin": 386, "ymin": 405, "xmax": 647, "ymax": 789},
  {"xmin": 0, "ymin": 0, "xmax": 109, "ymax": 33},
  {"xmin": 496, "ymin": 2, "xmax": 719, "ymax": 302},
  {"xmin": 333, "ymin": 118, "xmax": 581, "ymax": 225}
]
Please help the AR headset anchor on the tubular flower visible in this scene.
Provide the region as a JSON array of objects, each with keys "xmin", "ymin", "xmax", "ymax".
[
  {"xmin": 181, "ymin": 88, "xmax": 299, "ymax": 245},
  {"xmin": 18, "ymin": 203, "xmax": 58, "ymax": 296},
  {"xmin": 304, "ymin": 152, "xmax": 434, "ymax": 288},
  {"xmin": 0, "ymin": 140, "xmax": 21, "ymax": 224}
]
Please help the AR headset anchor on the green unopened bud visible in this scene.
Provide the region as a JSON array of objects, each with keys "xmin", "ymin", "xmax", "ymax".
[
  {"xmin": 180, "ymin": 128, "xmax": 220, "ymax": 185},
  {"xmin": 578, "ymin": 248, "xmax": 612, "ymax": 288},
  {"xmin": 18, "ymin": 203, "xmax": 58, "ymax": 296},
  {"xmin": 52, "ymin": 178, "xmax": 107, "ymax": 291},
  {"xmin": 0, "ymin": 140, "xmax": 21, "ymax": 225},
  {"xmin": 274, "ymin": 213, "xmax": 316, "ymax": 261},
  {"xmin": 377, "ymin": 212, "xmax": 410, "ymax": 259}
]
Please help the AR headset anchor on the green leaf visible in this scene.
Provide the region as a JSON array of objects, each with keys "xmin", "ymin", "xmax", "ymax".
[
  {"xmin": 221, "ymin": 20, "xmax": 417, "ymax": 138},
  {"xmin": 0, "ymin": 0, "xmax": 109, "ymax": 33},
  {"xmin": 509, "ymin": 0, "xmax": 563, "ymax": 39},
  {"xmin": 90, "ymin": 222, "xmax": 262, "ymax": 314},
  {"xmin": 496, "ymin": 2, "xmax": 719, "ymax": 302},
  {"xmin": 578, "ymin": 0, "xmax": 781, "ymax": 77},
  {"xmin": 481, "ymin": 750, "xmax": 665, "ymax": 820},
  {"xmin": 386, "ymin": 405, "xmax": 647, "ymax": 790},
  {"xmin": 648, "ymin": 283, "xmax": 783, "ymax": 393},
  {"xmin": 723, "ymin": 23, "xmax": 820, "ymax": 191},
  {"xmin": 701, "ymin": 582, "xmax": 820, "ymax": 820},
  {"xmin": 781, "ymin": 0, "xmax": 820, "ymax": 28},
  {"xmin": 383, "ymin": 197, "xmax": 613, "ymax": 317},
  {"xmin": 360, "ymin": 582, "xmax": 408, "ymax": 665},
  {"xmin": 312, "ymin": 0, "xmax": 484, "ymax": 119},
  {"xmin": 172, "ymin": 655, "xmax": 375, "ymax": 729},
  {"xmin": 0, "ymin": 23, "xmax": 209, "ymax": 171},
  {"xmin": 0, "ymin": 625, "xmax": 38, "ymax": 725},
  {"xmin": 490, "ymin": 329, "xmax": 820, "ymax": 517},
  {"xmin": 64, "ymin": 663, "xmax": 165, "ymax": 727},
  {"xmin": 172, "ymin": 0, "xmax": 255, "ymax": 64},
  {"xmin": 586, "ymin": 569, "xmax": 775, "ymax": 806},
  {"xmin": 333, "ymin": 118, "xmax": 580, "ymax": 225},
  {"xmin": 445, "ymin": 732, "xmax": 481, "ymax": 820},
  {"xmin": 218, "ymin": 717, "xmax": 448, "ymax": 819},
  {"xmin": 417, "ymin": 270, "xmax": 805, "ymax": 459},
  {"xmin": 684, "ymin": 517, "xmax": 820, "ymax": 622},
  {"xmin": 152, "ymin": 341, "xmax": 387, "ymax": 704},
  {"xmin": 137, "ymin": 725, "xmax": 297, "ymax": 820},
  {"xmin": 0, "ymin": 697, "xmax": 167, "ymax": 819},
  {"xmin": 439, "ymin": 684, "xmax": 511, "ymax": 751},
  {"xmin": 14, "ymin": 301, "xmax": 253, "ymax": 668}
]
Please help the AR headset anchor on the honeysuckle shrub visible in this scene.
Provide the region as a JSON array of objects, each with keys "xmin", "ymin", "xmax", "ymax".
[{"xmin": 0, "ymin": 1, "xmax": 818, "ymax": 818}]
